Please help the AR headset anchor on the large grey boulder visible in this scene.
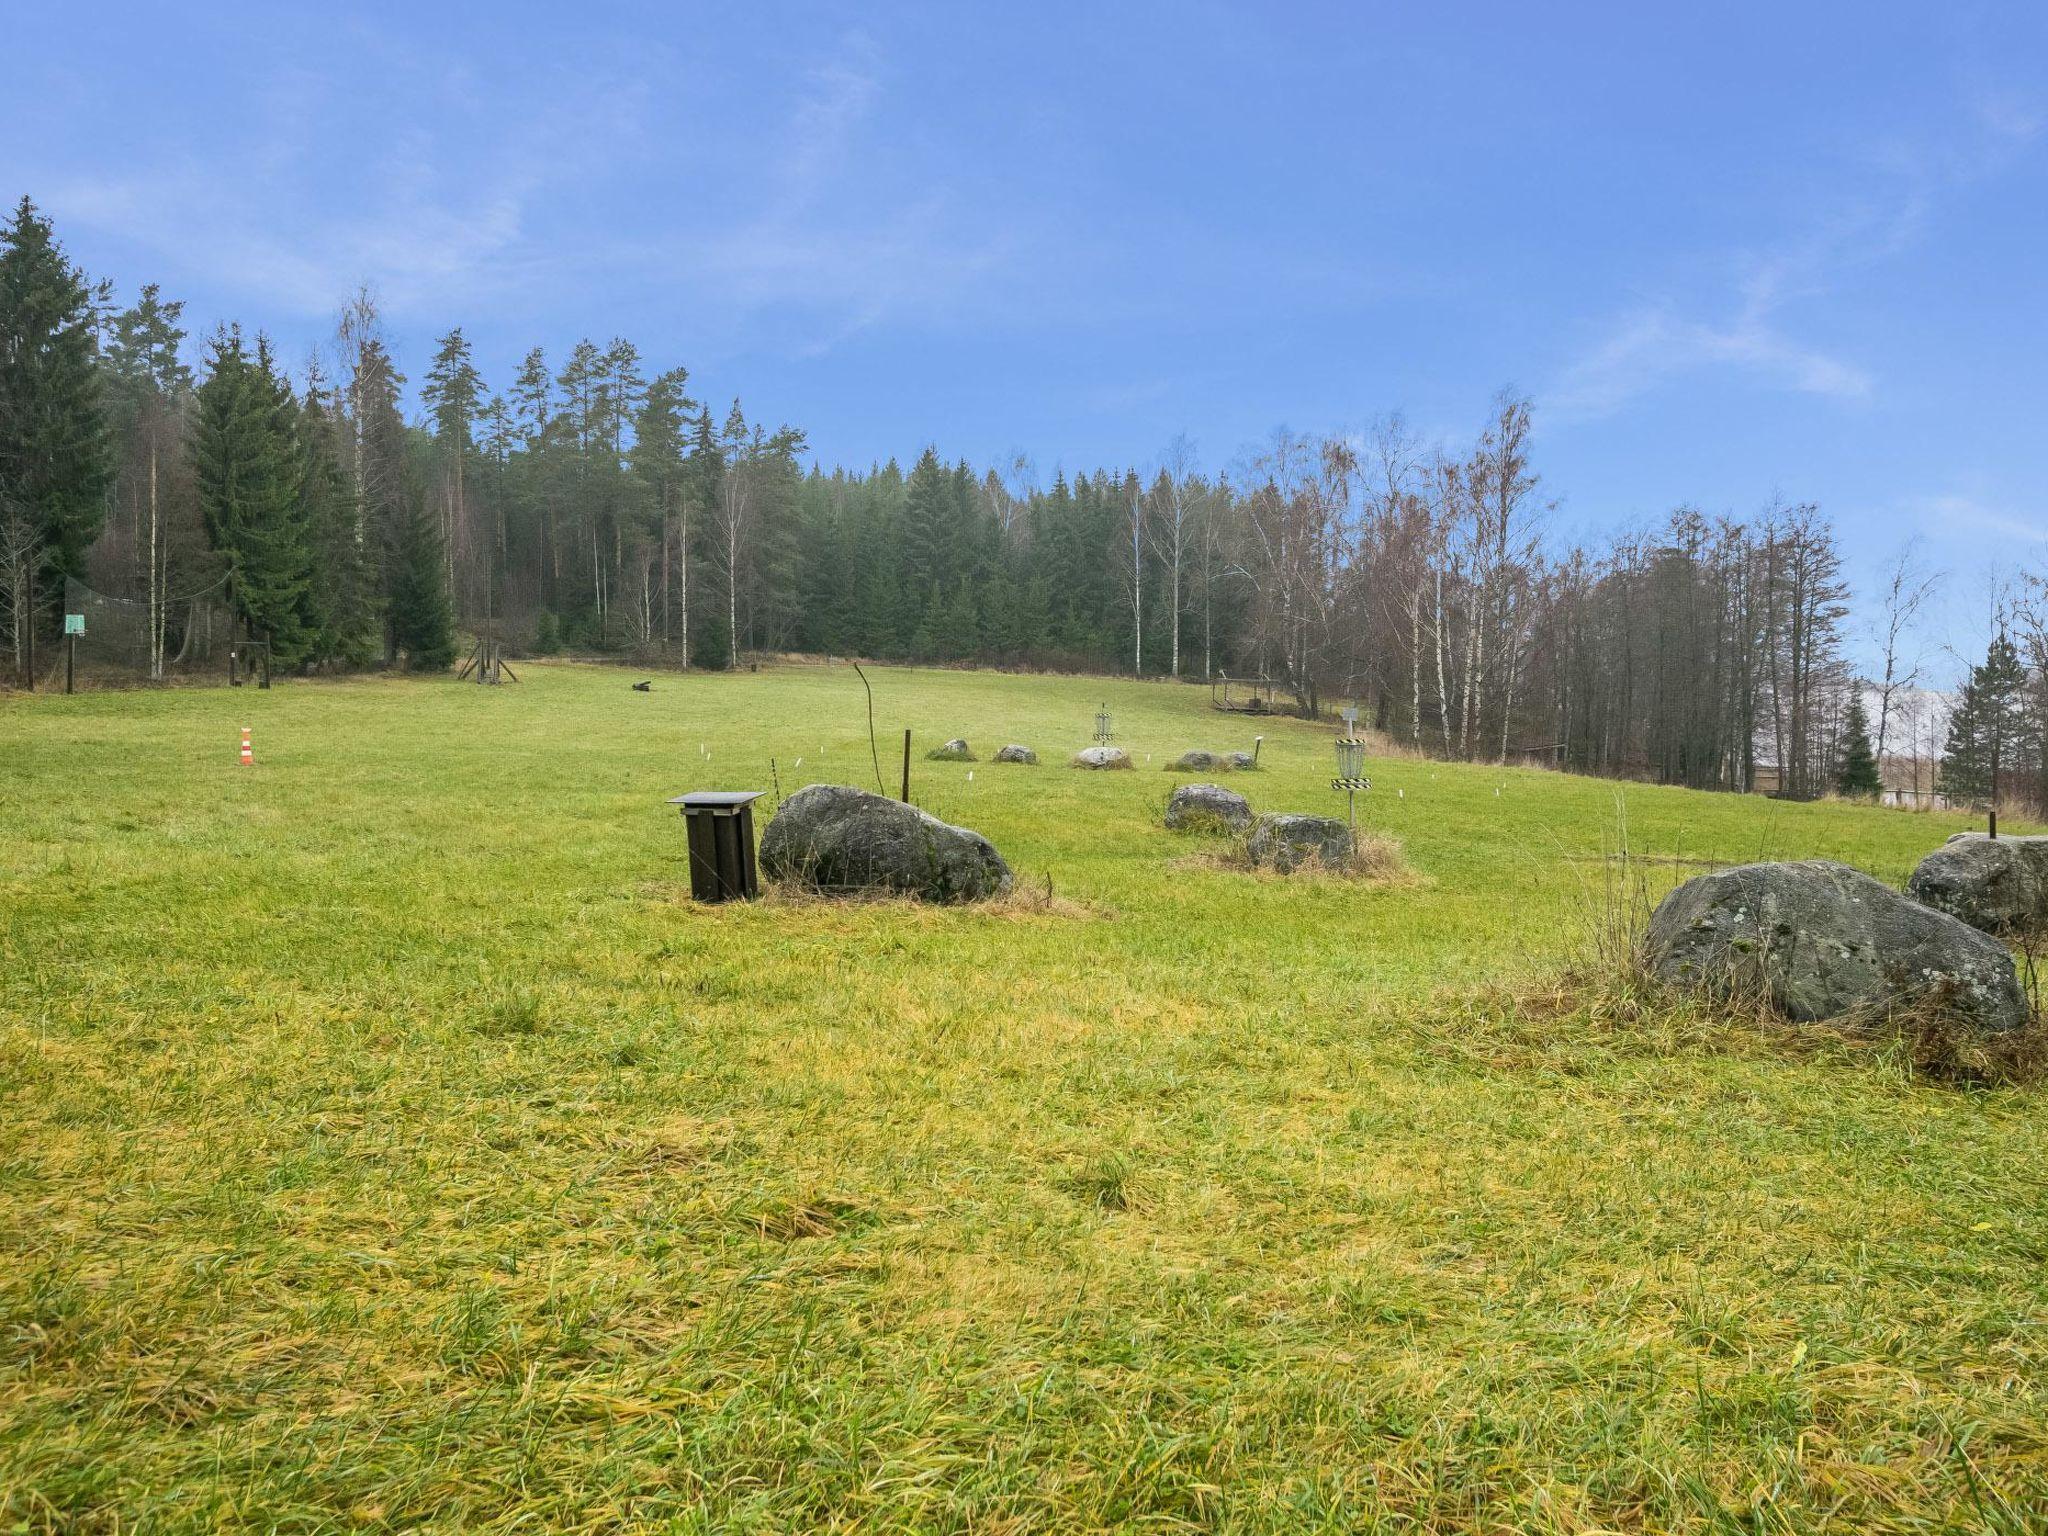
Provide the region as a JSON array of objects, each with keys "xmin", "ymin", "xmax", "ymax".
[
  {"xmin": 1647, "ymin": 859, "xmax": 2025, "ymax": 1033},
  {"xmin": 760, "ymin": 785, "xmax": 1012, "ymax": 903},
  {"xmin": 1169, "ymin": 749, "xmax": 1228, "ymax": 772},
  {"xmin": 1246, "ymin": 813, "xmax": 1353, "ymax": 873},
  {"xmin": 1071, "ymin": 746, "xmax": 1134, "ymax": 770},
  {"xmin": 925, "ymin": 738, "xmax": 976, "ymax": 762},
  {"xmin": 1907, "ymin": 834, "xmax": 2048, "ymax": 934},
  {"xmin": 1165, "ymin": 783, "xmax": 1253, "ymax": 832},
  {"xmin": 993, "ymin": 744, "xmax": 1037, "ymax": 765}
]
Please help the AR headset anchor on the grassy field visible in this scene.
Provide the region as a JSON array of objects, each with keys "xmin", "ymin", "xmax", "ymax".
[{"xmin": 3, "ymin": 660, "xmax": 2044, "ymax": 1533}]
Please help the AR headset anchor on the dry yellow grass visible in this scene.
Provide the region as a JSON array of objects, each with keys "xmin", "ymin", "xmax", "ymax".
[{"xmin": 3, "ymin": 660, "xmax": 2044, "ymax": 1533}]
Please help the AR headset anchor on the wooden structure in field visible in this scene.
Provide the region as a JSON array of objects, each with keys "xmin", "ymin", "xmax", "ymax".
[
  {"xmin": 457, "ymin": 634, "xmax": 519, "ymax": 684},
  {"xmin": 1210, "ymin": 673, "xmax": 1282, "ymax": 714}
]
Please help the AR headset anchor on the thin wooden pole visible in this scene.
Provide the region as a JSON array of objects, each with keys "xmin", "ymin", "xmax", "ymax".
[{"xmin": 901, "ymin": 729, "xmax": 912, "ymax": 803}]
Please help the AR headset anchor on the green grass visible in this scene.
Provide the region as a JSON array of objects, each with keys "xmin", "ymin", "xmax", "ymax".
[{"xmin": 3, "ymin": 661, "xmax": 2044, "ymax": 1533}]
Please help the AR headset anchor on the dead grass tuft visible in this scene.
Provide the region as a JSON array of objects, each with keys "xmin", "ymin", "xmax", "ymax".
[{"xmin": 1175, "ymin": 830, "xmax": 1417, "ymax": 886}]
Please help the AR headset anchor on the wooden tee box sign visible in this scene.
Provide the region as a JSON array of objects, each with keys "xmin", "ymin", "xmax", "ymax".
[{"xmin": 668, "ymin": 791, "xmax": 765, "ymax": 903}]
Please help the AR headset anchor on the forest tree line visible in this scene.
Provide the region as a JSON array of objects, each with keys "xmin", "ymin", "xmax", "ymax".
[{"xmin": 1, "ymin": 196, "xmax": 2034, "ymax": 805}]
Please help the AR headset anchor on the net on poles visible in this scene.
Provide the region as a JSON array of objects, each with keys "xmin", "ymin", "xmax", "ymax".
[{"xmin": 62, "ymin": 575, "xmax": 234, "ymax": 680}]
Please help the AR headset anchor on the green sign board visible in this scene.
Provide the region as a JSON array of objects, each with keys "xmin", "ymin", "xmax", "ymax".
[{"xmin": 63, "ymin": 613, "xmax": 85, "ymax": 637}]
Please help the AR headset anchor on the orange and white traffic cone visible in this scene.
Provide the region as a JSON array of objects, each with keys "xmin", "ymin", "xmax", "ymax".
[{"xmin": 239, "ymin": 726, "xmax": 253, "ymax": 767}]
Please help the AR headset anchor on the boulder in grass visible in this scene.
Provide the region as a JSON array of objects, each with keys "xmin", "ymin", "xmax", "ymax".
[
  {"xmin": 1647, "ymin": 859, "xmax": 2025, "ymax": 1034},
  {"xmin": 760, "ymin": 785, "xmax": 1012, "ymax": 903},
  {"xmin": 1907, "ymin": 834, "xmax": 2048, "ymax": 935},
  {"xmin": 994, "ymin": 744, "xmax": 1038, "ymax": 765},
  {"xmin": 1071, "ymin": 746, "xmax": 1134, "ymax": 770},
  {"xmin": 1169, "ymin": 749, "xmax": 1227, "ymax": 772},
  {"xmin": 1226, "ymin": 751, "xmax": 1259, "ymax": 771},
  {"xmin": 1166, "ymin": 783, "xmax": 1253, "ymax": 833},
  {"xmin": 925, "ymin": 738, "xmax": 976, "ymax": 762},
  {"xmin": 1246, "ymin": 813, "xmax": 1353, "ymax": 872}
]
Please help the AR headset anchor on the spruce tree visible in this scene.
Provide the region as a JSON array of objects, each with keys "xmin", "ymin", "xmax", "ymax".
[
  {"xmin": 0, "ymin": 196, "xmax": 112, "ymax": 666},
  {"xmin": 385, "ymin": 484, "xmax": 455, "ymax": 670},
  {"xmin": 1834, "ymin": 692, "xmax": 1881, "ymax": 798},
  {"xmin": 298, "ymin": 381, "xmax": 373, "ymax": 665},
  {"xmin": 191, "ymin": 328, "xmax": 311, "ymax": 662},
  {"xmin": 1940, "ymin": 635, "xmax": 2033, "ymax": 807}
]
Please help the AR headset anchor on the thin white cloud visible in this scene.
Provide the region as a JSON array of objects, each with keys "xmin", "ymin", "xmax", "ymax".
[
  {"xmin": 1913, "ymin": 492, "xmax": 2048, "ymax": 546},
  {"xmin": 1550, "ymin": 295, "xmax": 1872, "ymax": 421},
  {"xmin": 1548, "ymin": 74, "xmax": 2041, "ymax": 425}
]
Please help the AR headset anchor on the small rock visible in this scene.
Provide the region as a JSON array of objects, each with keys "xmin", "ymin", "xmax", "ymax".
[
  {"xmin": 1166, "ymin": 783, "xmax": 1253, "ymax": 832},
  {"xmin": 760, "ymin": 785, "xmax": 1012, "ymax": 903},
  {"xmin": 1071, "ymin": 746, "xmax": 1134, "ymax": 770},
  {"xmin": 925, "ymin": 738, "xmax": 976, "ymax": 762},
  {"xmin": 1246, "ymin": 813, "xmax": 1353, "ymax": 872},
  {"xmin": 994, "ymin": 744, "xmax": 1038, "ymax": 764},
  {"xmin": 1169, "ymin": 749, "xmax": 1226, "ymax": 772},
  {"xmin": 1907, "ymin": 834, "xmax": 2048, "ymax": 935},
  {"xmin": 1226, "ymin": 751, "xmax": 1259, "ymax": 771},
  {"xmin": 1648, "ymin": 859, "xmax": 2025, "ymax": 1033}
]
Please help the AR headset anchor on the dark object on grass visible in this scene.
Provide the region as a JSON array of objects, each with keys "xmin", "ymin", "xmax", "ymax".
[
  {"xmin": 632, "ymin": 680, "xmax": 652, "ymax": 692},
  {"xmin": 994, "ymin": 744, "xmax": 1038, "ymax": 764},
  {"xmin": 1169, "ymin": 749, "xmax": 1228, "ymax": 772},
  {"xmin": 1226, "ymin": 751, "xmax": 1259, "ymax": 771},
  {"xmin": 1166, "ymin": 783, "xmax": 1253, "ymax": 832},
  {"xmin": 926, "ymin": 738, "xmax": 976, "ymax": 762},
  {"xmin": 1907, "ymin": 833, "xmax": 2048, "ymax": 935},
  {"xmin": 1246, "ymin": 813, "xmax": 1353, "ymax": 872},
  {"xmin": 760, "ymin": 784, "xmax": 1012, "ymax": 902},
  {"xmin": 1648, "ymin": 859, "xmax": 2025, "ymax": 1033},
  {"xmin": 667, "ymin": 791, "xmax": 764, "ymax": 902}
]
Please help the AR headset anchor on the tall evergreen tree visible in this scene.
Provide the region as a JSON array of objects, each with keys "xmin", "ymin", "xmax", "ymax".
[
  {"xmin": 345, "ymin": 336, "xmax": 410, "ymax": 663},
  {"xmin": 1834, "ymin": 692, "xmax": 1881, "ymax": 798},
  {"xmin": 385, "ymin": 482, "xmax": 455, "ymax": 670},
  {"xmin": 1940, "ymin": 634, "xmax": 2032, "ymax": 807},
  {"xmin": 631, "ymin": 366, "xmax": 694, "ymax": 658},
  {"xmin": 103, "ymin": 283, "xmax": 196, "ymax": 678},
  {"xmin": 0, "ymin": 196, "xmax": 112, "ymax": 674},
  {"xmin": 298, "ymin": 379, "xmax": 372, "ymax": 665},
  {"xmin": 191, "ymin": 328, "xmax": 311, "ymax": 662},
  {"xmin": 421, "ymin": 327, "xmax": 484, "ymax": 615}
]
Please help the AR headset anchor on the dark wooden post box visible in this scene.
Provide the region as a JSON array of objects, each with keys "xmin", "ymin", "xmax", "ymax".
[{"xmin": 668, "ymin": 791, "xmax": 764, "ymax": 902}]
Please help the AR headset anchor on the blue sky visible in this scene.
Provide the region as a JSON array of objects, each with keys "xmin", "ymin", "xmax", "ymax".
[{"xmin": 7, "ymin": 2, "xmax": 2044, "ymax": 656}]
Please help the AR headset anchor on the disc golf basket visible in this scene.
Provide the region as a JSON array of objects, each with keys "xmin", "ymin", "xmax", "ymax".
[
  {"xmin": 1211, "ymin": 673, "xmax": 1281, "ymax": 714},
  {"xmin": 1094, "ymin": 704, "xmax": 1115, "ymax": 745},
  {"xmin": 1332, "ymin": 734, "xmax": 1372, "ymax": 832},
  {"xmin": 228, "ymin": 640, "xmax": 271, "ymax": 689}
]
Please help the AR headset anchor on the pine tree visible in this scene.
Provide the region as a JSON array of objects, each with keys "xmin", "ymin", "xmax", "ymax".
[
  {"xmin": 103, "ymin": 283, "xmax": 196, "ymax": 679},
  {"xmin": 937, "ymin": 577, "xmax": 980, "ymax": 659},
  {"xmin": 386, "ymin": 484, "xmax": 455, "ymax": 670},
  {"xmin": 1834, "ymin": 691, "xmax": 1881, "ymax": 798},
  {"xmin": 1940, "ymin": 635, "xmax": 2033, "ymax": 807},
  {"xmin": 631, "ymin": 367, "xmax": 693, "ymax": 656},
  {"xmin": 421, "ymin": 327, "xmax": 483, "ymax": 617},
  {"xmin": 345, "ymin": 336, "xmax": 410, "ymax": 663},
  {"xmin": 0, "ymin": 197, "xmax": 112, "ymax": 674},
  {"xmin": 298, "ymin": 381, "xmax": 373, "ymax": 665},
  {"xmin": 191, "ymin": 328, "xmax": 311, "ymax": 663}
]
